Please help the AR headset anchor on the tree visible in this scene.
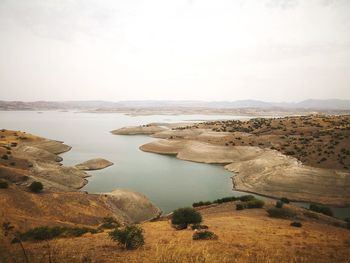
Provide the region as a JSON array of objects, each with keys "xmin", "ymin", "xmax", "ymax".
[
  {"xmin": 109, "ymin": 225, "xmax": 144, "ymax": 250},
  {"xmin": 29, "ymin": 181, "xmax": 43, "ymax": 193},
  {"xmin": 171, "ymin": 207, "xmax": 202, "ymax": 228}
]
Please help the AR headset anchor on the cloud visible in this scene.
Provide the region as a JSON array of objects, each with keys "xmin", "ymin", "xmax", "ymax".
[
  {"xmin": 0, "ymin": 0, "xmax": 117, "ymax": 41},
  {"xmin": 265, "ymin": 0, "xmax": 298, "ymax": 9}
]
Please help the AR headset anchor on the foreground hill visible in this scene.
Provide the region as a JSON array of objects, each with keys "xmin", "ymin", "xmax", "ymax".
[{"xmin": 3, "ymin": 201, "xmax": 349, "ymax": 263}]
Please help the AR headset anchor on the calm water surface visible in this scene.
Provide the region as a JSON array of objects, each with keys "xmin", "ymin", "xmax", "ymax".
[{"xmin": 1, "ymin": 111, "xmax": 349, "ymax": 218}]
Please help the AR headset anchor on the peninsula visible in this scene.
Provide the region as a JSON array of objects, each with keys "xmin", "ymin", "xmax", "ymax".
[{"xmin": 112, "ymin": 115, "xmax": 350, "ymax": 207}]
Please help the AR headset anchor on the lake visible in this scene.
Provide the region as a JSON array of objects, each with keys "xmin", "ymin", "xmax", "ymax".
[{"xmin": 1, "ymin": 111, "xmax": 349, "ymax": 218}]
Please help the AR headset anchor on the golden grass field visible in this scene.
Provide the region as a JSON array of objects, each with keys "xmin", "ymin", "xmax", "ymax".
[{"xmin": 2, "ymin": 202, "xmax": 350, "ymax": 263}]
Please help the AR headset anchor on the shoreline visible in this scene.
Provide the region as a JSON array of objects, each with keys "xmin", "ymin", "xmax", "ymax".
[
  {"xmin": 112, "ymin": 117, "xmax": 350, "ymax": 209},
  {"xmin": 0, "ymin": 129, "xmax": 162, "ymax": 226}
]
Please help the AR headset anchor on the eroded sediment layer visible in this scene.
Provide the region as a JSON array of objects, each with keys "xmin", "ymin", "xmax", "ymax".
[
  {"xmin": 140, "ymin": 139, "xmax": 350, "ymax": 206},
  {"xmin": 0, "ymin": 185, "xmax": 161, "ymax": 231},
  {"xmin": 0, "ymin": 129, "xmax": 161, "ymax": 229}
]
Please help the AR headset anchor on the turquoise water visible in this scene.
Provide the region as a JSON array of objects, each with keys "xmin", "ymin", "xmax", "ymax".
[
  {"xmin": 1, "ymin": 111, "xmax": 349, "ymax": 218},
  {"xmin": 0, "ymin": 111, "xmax": 251, "ymax": 213}
]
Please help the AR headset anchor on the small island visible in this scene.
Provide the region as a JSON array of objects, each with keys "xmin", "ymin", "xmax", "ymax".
[{"xmin": 75, "ymin": 158, "xmax": 114, "ymax": 171}]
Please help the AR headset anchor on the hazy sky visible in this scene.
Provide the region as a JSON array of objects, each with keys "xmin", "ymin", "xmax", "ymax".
[{"xmin": 0, "ymin": 0, "xmax": 350, "ymax": 102}]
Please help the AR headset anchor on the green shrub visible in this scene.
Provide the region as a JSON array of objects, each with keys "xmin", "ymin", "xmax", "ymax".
[
  {"xmin": 99, "ymin": 216, "xmax": 120, "ymax": 229},
  {"xmin": 276, "ymin": 201, "xmax": 284, "ymax": 208},
  {"xmin": 192, "ymin": 231, "xmax": 218, "ymax": 240},
  {"xmin": 214, "ymin": 196, "xmax": 238, "ymax": 204},
  {"xmin": 267, "ymin": 207, "xmax": 297, "ymax": 219},
  {"xmin": 109, "ymin": 225, "xmax": 144, "ymax": 250},
  {"xmin": 280, "ymin": 197, "xmax": 290, "ymax": 204},
  {"xmin": 193, "ymin": 195, "xmax": 258, "ymax": 207},
  {"xmin": 244, "ymin": 199, "xmax": 264, "ymax": 208},
  {"xmin": 192, "ymin": 201, "xmax": 212, "ymax": 207},
  {"xmin": 309, "ymin": 204, "xmax": 333, "ymax": 217},
  {"xmin": 18, "ymin": 226, "xmax": 97, "ymax": 241},
  {"xmin": 236, "ymin": 204, "xmax": 244, "ymax": 210},
  {"xmin": 0, "ymin": 180, "xmax": 8, "ymax": 189},
  {"xmin": 1, "ymin": 154, "xmax": 8, "ymax": 160},
  {"xmin": 171, "ymin": 207, "xmax": 202, "ymax": 228},
  {"xmin": 238, "ymin": 195, "xmax": 256, "ymax": 202},
  {"xmin": 29, "ymin": 181, "xmax": 43, "ymax": 193},
  {"xmin": 290, "ymin": 221, "xmax": 302, "ymax": 228}
]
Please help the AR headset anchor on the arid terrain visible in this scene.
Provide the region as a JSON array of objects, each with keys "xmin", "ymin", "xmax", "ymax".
[
  {"xmin": 3, "ymin": 200, "xmax": 350, "ymax": 263},
  {"xmin": 1, "ymin": 115, "xmax": 350, "ymax": 263},
  {"xmin": 0, "ymin": 130, "xmax": 161, "ymax": 240},
  {"xmin": 113, "ymin": 115, "xmax": 350, "ymax": 206}
]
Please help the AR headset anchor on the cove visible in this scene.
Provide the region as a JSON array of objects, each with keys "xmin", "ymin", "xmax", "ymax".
[{"xmin": 1, "ymin": 111, "xmax": 349, "ymax": 218}]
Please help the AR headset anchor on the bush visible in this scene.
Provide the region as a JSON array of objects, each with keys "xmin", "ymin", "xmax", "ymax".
[
  {"xmin": 1, "ymin": 154, "xmax": 8, "ymax": 160},
  {"xmin": 244, "ymin": 199, "xmax": 264, "ymax": 208},
  {"xmin": 0, "ymin": 180, "xmax": 8, "ymax": 189},
  {"xmin": 18, "ymin": 226, "xmax": 97, "ymax": 241},
  {"xmin": 290, "ymin": 221, "xmax": 302, "ymax": 227},
  {"xmin": 192, "ymin": 231, "xmax": 218, "ymax": 240},
  {"xmin": 236, "ymin": 204, "xmax": 244, "ymax": 210},
  {"xmin": 193, "ymin": 195, "xmax": 257, "ymax": 207},
  {"xmin": 171, "ymin": 207, "xmax": 202, "ymax": 228},
  {"xmin": 191, "ymin": 224, "xmax": 209, "ymax": 230},
  {"xmin": 238, "ymin": 195, "xmax": 255, "ymax": 202},
  {"xmin": 192, "ymin": 201, "xmax": 212, "ymax": 207},
  {"xmin": 214, "ymin": 196, "xmax": 238, "ymax": 204},
  {"xmin": 309, "ymin": 204, "xmax": 333, "ymax": 217},
  {"xmin": 280, "ymin": 197, "xmax": 290, "ymax": 204},
  {"xmin": 267, "ymin": 207, "xmax": 297, "ymax": 219},
  {"xmin": 276, "ymin": 201, "xmax": 284, "ymax": 208},
  {"xmin": 29, "ymin": 181, "xmax": 43, "ymax": 193},
  {"xmin": 99, "ymin": 216, "xmax": 120, "ymax": 229},
  {"xmin": 109, "ymin": 225, "xmax": 144, "ymax": 250}
]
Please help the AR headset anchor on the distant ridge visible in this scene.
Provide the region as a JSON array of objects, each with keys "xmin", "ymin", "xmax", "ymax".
[{"xmin": 0, "ymin": 99, "xmax": 350, "ymax": 111}]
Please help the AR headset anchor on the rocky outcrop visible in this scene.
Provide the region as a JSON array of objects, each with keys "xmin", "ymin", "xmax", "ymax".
[
  {"xmin": 27, "ymin": 139, "xmax": 72, "ymax": 154},
  {"xmin": 12, "ymin": 142, "xmax": 89, "ymax": 191},
  {"xmin": 75, "ymin": 158, "xmax": 113, "ymax": 171},
  {"xmin": 106, "ymin": 189, "xmax": 162, "ymax": 223},
  {"xmin": 0, "ymin": 186, "xmax": 161, "ymax": 232}
]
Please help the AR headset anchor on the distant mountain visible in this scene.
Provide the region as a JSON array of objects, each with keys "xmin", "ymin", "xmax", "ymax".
[
  {"xmin": 293, "ymin": 99, "xmax": 350, "ymax": 110},
  {"xmin": 0, "ymin": 99, "xmax": 350, "ymax": 111}
]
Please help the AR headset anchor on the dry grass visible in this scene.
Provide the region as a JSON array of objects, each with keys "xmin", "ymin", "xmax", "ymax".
[
  {"xmin": 183, "ymin": 115, "xmax": 350, "ymax": 170},
  {"xmin": 4, "ymin": 203, "xmax": 350, "ymax": 263}
]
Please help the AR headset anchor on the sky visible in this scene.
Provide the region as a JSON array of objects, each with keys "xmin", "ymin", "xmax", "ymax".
[{"xmin": 0, "ymin": 0, "xmax": 349, "ymax": 102}]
